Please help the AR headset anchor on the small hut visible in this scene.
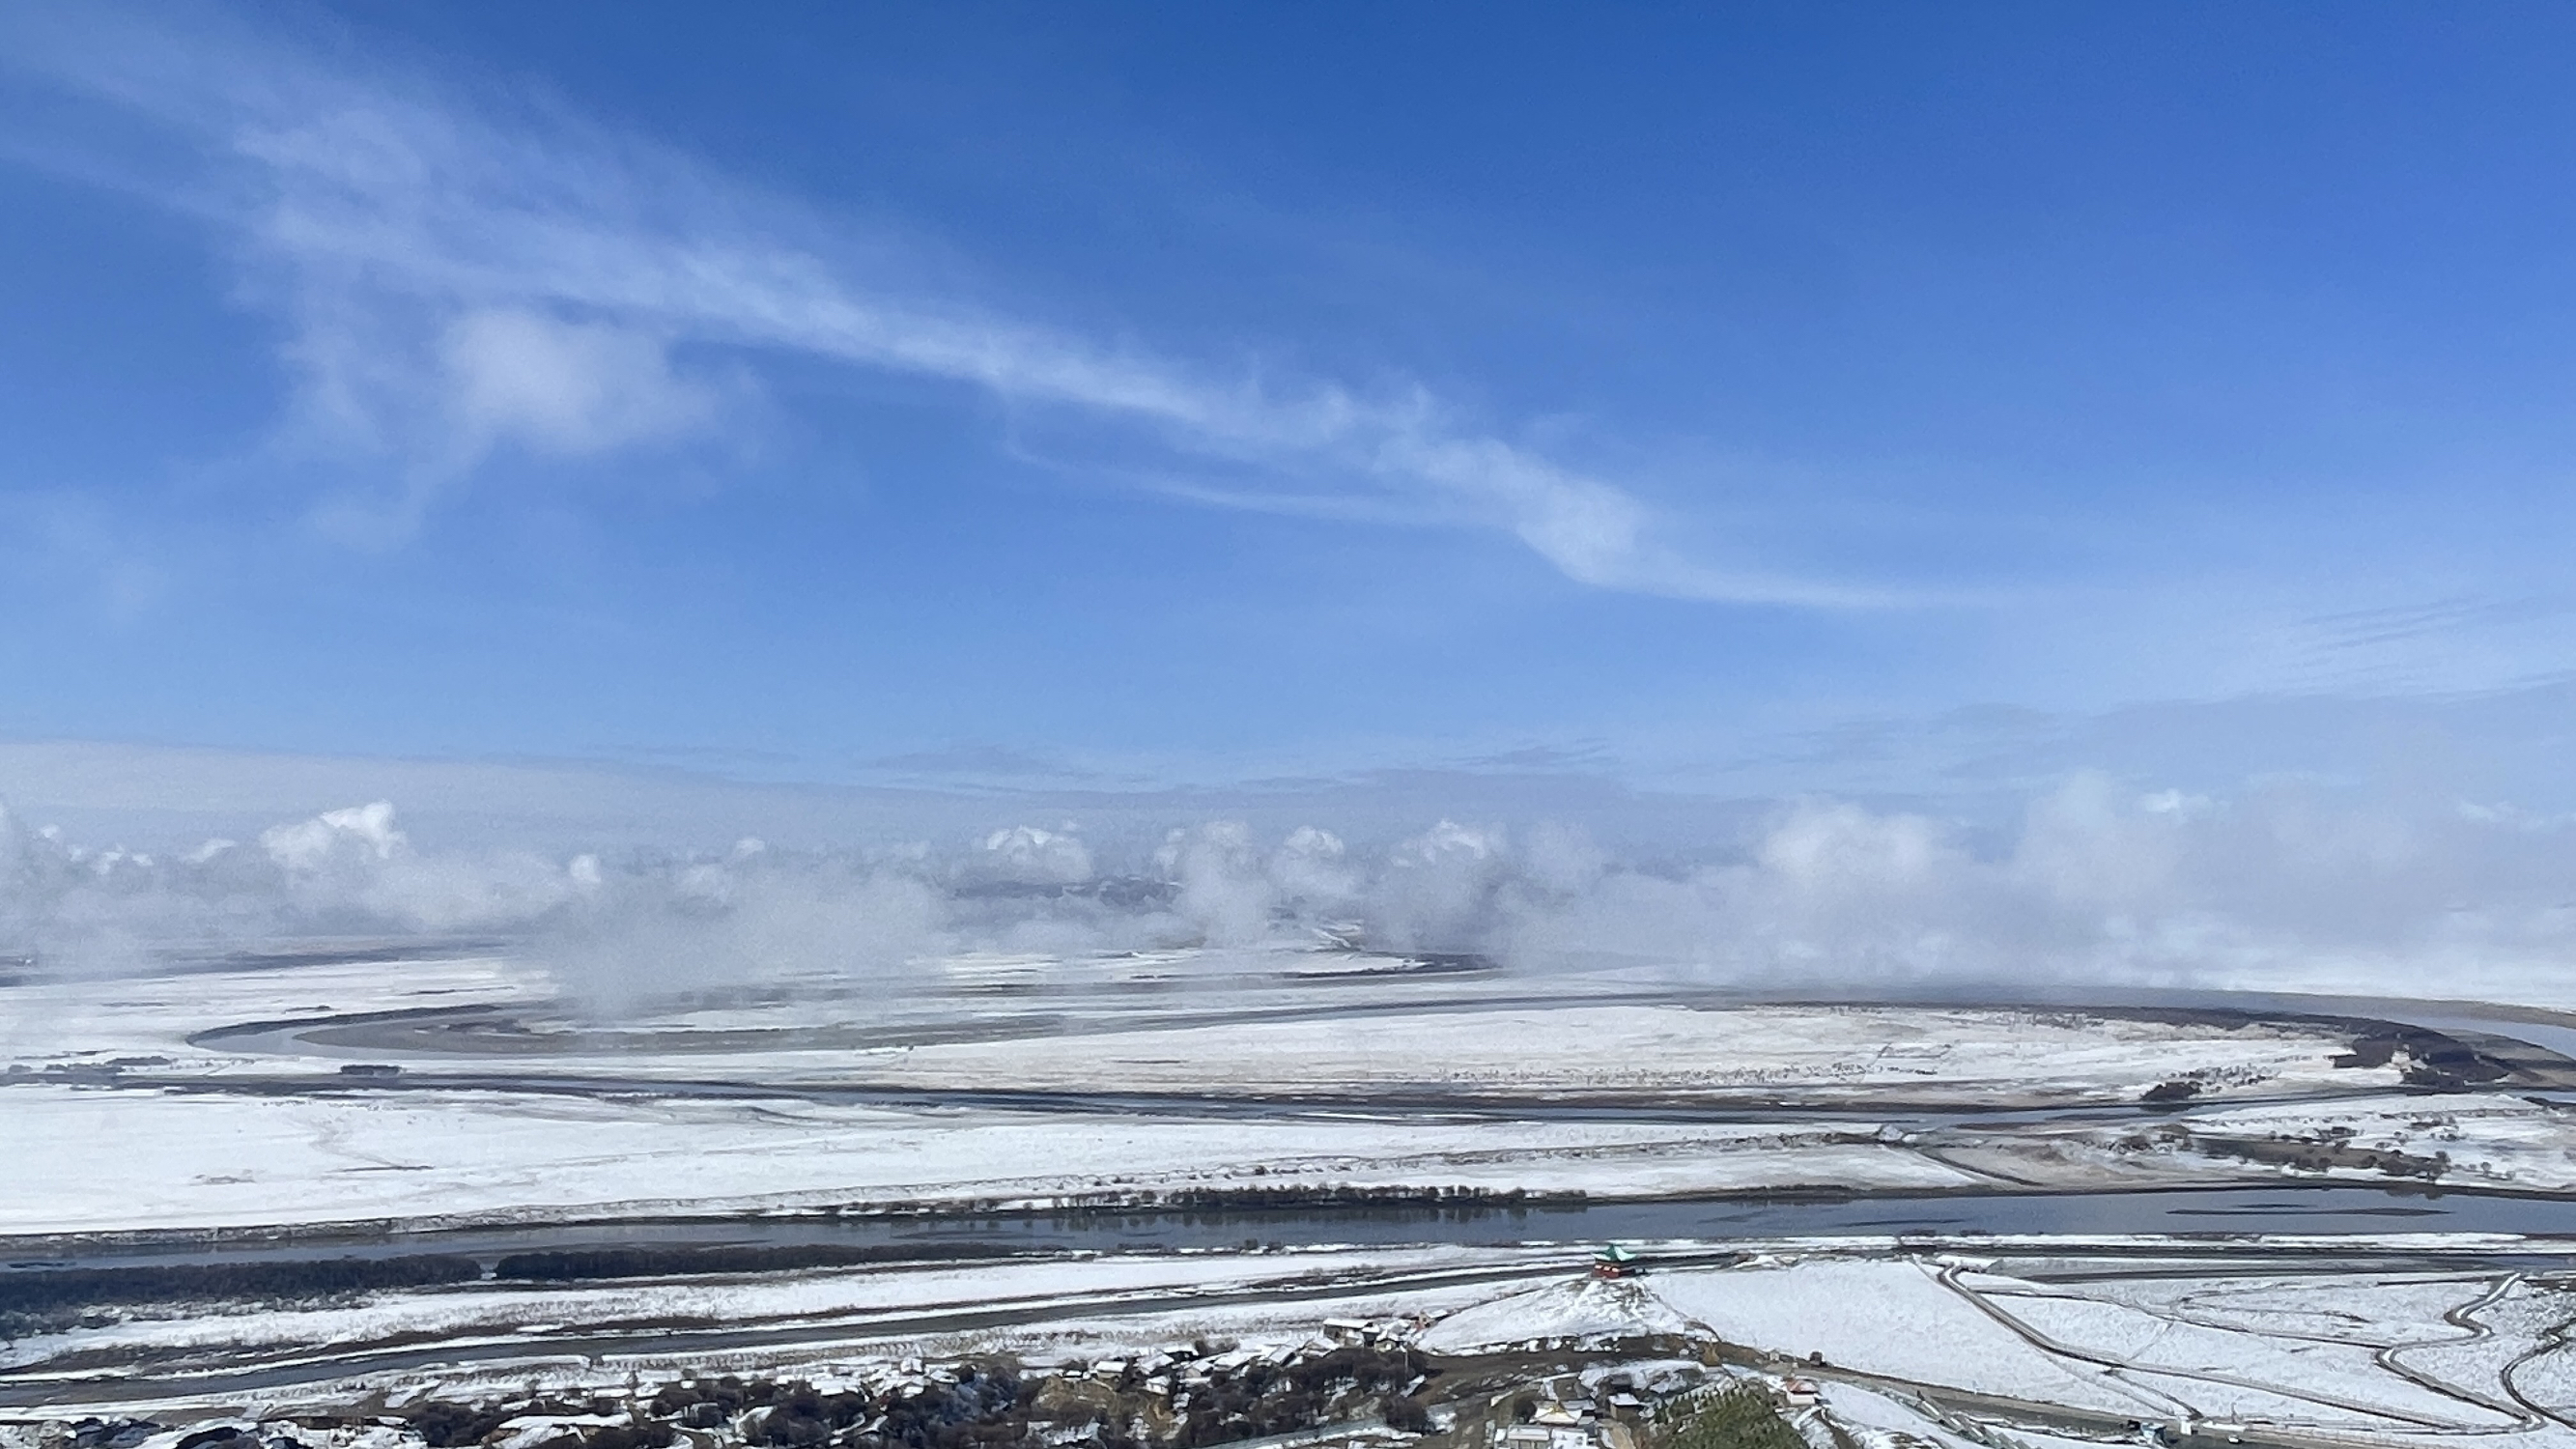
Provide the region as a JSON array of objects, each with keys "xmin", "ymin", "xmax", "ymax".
[{"xmin": 1591, "ymin": 1244, "xmax": 1641, "ymax": 1279}]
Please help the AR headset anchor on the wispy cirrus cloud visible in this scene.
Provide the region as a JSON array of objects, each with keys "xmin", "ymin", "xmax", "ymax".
[{"xmin": 1, "ymin": 5, "xmax": 1887, "ymax": 604}]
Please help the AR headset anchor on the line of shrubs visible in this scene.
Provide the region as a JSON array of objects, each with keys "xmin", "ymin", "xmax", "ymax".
[
  {"xmin": 1150, "ymin": 1185, "xmax": 1534, "ymax": 1210},
  {"xmin": 491, "ymin": 1240, "xmax": 1033, "ymax": 1282},
  {"xmin": 418, "ymin": 1367, "xmax": 1032, "ymax": 1449},
  {"xmin": 0, "ymin": 1254, "xmax": 480, "ymax": 1336}
]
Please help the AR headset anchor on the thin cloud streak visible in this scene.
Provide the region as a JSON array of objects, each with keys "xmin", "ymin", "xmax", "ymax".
[{"xmin": 6, "ymin": 7, "xmax": 1893, "ymax": 607}]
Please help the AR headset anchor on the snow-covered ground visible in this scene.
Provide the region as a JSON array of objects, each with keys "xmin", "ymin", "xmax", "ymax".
[
  {"xmin": 13, "ymin": 947, "xmax": 2576, "ymax": 1446},
  {"xmin": 734, "ymin": 1002, "xmax": 2392, "ymax": 1105},
  {"xmin": 0, "ymin": 950, "xmax": 2473, "ymax": 1238},
  {"xmin": 2, "ymin": 1082, "xmax": 1992, "ymax": 1236},
  {"xmin": 0, "ymin": 951, "xmax": 2406, "ymax": 1105},
  {"xmin": 0, "ymin": 952, "xmax": 547, "ymax": 1074},
  {"xmin": 0, "ymin": 1243, "xmax": 1560, "ymax": 1376},
  {"xmin": 1975, "ymin": 1283, "xmax": 2508, "ymax": 1426},
  {"xmin": 1645, "ymin": 1261, "xmax": 2156, "ymax": 1417},
  {"xmin": 1413, "ymin": 1276, "xmax": 1701, "ymax": 1350},
  {"xmin": 21, "ymin": 1245, "xmax": 2576, "ymax": 1449},
  {"xmin": 1934, "ymin": 1091, "xmax": 2576, "ymax": 1197},
  {"xmin": 1425, "ymin": 1255, "xmax": 2576, "ymax": 1440}
]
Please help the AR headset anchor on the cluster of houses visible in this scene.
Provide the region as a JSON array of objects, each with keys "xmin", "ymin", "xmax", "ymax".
[
  {"xmin": 1485, "ymin": 1360, "xmax": 1822, "ymax": 1449},
  {"xmin": 1079, "ymin": 1342, "xmax": 1295, "ymax": 1405},
  {"xmin": 1485, "ymin": 1360, "xmax": 1701, "ymax": 1449},
  {"xmin": 1075, "ymin": 1320, "xmax": 1428, "ymax": 1409},
  {"xmin": 787, "ymin": 1354, "xmax": 963, "ymax": 1406},
  {"xmin": 1494, "ymin": 1398, "xmax": 1630, "ymax": 1449}
]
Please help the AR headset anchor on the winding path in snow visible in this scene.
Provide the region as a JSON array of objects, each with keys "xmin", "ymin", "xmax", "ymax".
[{"xmin": 1935, "ymin": 1263, "xmax": 2520, "ymax": 1433}]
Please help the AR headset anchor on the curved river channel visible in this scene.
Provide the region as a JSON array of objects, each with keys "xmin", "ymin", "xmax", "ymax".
[
  {"xmin": 19, "ymin": 986, "xmax": 2576, "ymax": 1275},
  {"xmin": 14, "ymin": 1183, "xmax": 2576, "ymax": 1279}
]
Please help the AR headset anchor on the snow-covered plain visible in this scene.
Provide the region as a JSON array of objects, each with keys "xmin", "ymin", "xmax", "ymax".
[
  {"xmin": 13, "ymin": 946, "xmax": 2576, "ymax": 1446},
  {"xmin": 0, "ymin": 948, "xmax": 2483, "ymax": 1238},
  {"xmin": 737, "ymin": 1002, "xmax": 2392, "ymax": 1105},
  {"xmin": 1412, "ymin": 1276, "xmax": 1701, "ymax": 1350},
  {"xmin": 1936, "ymin": 1091, "xmax": 2576, "ymax": 1197},
  {"xmin": 2, "ymin": 1081, "xmax": 1990, "ymax": 1236},
  {"xmin": 1646, "ymin": 1261, "xmax": 2157, "ymax": 1417},
  {"xmin": 0, "ymin": 1244, "xmax": 1562, "ymax": 1376},
  {"xmin": 23, "ymin": 1246, "xmax": 2574, "ymax": 1449},
  {"xmin": 1978, "ymin": 1286, "xmax": 2510, "ymax": 1426},
  {"xmin": 1427, "ymin": 1256, "xmax": 2576, "ymax": 1439},
  {"xmin": 0, "ymin": 950, "xmax": 2410, "ymax": 1104}
]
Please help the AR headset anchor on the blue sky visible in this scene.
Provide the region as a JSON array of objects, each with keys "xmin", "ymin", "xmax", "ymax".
[{"xmin": 7, "ymin": 2, "xmax": 2576, "ymax": 806}]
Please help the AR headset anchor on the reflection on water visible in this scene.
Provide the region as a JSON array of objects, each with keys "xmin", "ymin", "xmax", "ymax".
[{"xmin": 2166, "ymin": 1202, "xmax": 2448, "ymax": 1217}]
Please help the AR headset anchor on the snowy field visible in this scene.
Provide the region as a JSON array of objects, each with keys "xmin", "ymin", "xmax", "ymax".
[
  {"xmin": 5, "ymin": 1081, "xmax": 1991, "ymax": 1236},
  {"xmin": 17, "ymin": 1242, "xmax": 2576, "ymax": 1448},
  {"xmin": 0, "ymin": 949, "xmax": 2417, "ymax": 1105},
  {"xmin": 0, "ymin": 1243, "xmax": 1567, "ymax": 1378},
  {"xmin": 14, "ymin": 945, "xmax": 2576, "ymax": 1440},
  {"xmin": 4, "ymin": 946, "xmax": 2537, "ymax": 1239},
  {"xmin": 1427, "ymin": 1254, "xmax": 2576, "ymax": 1440}
]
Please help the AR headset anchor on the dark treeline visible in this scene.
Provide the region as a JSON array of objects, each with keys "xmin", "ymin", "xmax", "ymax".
[
  {"xmin": 493, "ymin": 1241, "xmax": 1033, "ymax": 1282},
  {"xmin": 1149, "ymin": 1184, "xmax": 1535, "ymax": 1211},
  {"xmin": 101, "ymin": 1343, "xmax": 1439, "ymax": 1449},
  {"xmin": 414, "ymin": 1368, "xmax": 1027, "ymax": 1449},
  {"xmin": 1658, "ymin": 1387, "xmax": 1805, "ymax": 1449},
  {"xmin": 0, "ymin": 1254, "xmax": 479, "ymax": 1335},
  {"xmin": 1166, "ymin": 1344, "xmax": 1433, "ymax": 1449}
]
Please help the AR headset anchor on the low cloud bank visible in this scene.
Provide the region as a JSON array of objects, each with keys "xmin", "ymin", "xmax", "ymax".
[{"xmin": 6, "ymin": 775, "xmax": 2575, "ymax": 1003}]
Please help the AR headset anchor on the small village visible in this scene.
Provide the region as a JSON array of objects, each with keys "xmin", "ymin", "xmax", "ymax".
[{"xmin": 16, "ymin": 1249, "xmax": 1835, "ymax": 1449}]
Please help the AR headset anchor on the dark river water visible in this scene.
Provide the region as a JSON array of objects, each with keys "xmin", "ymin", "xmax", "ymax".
[{"xmin": 14, "ymin": 1184, "xmax": 2576, "ymax": 1276}]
